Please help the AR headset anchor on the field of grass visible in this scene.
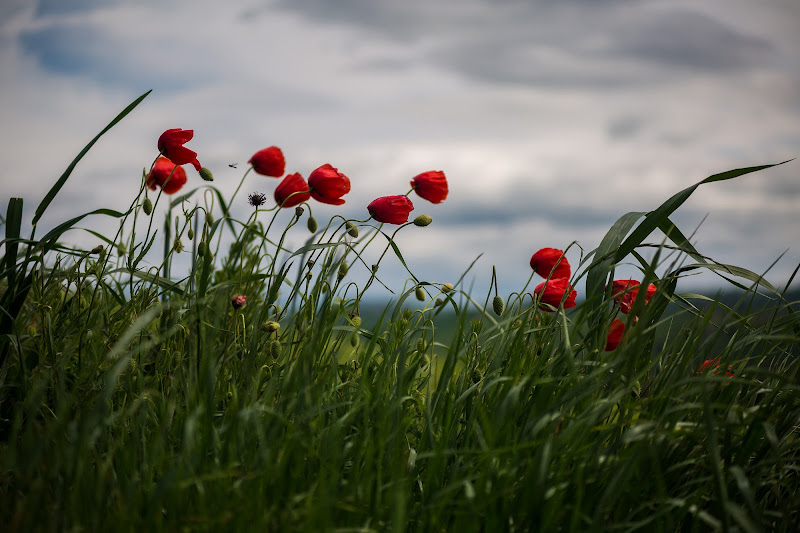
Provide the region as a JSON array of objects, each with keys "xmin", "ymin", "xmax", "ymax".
[{"xmin": 1, "ymin": 92, "xmax": 798, "ymax": 531}]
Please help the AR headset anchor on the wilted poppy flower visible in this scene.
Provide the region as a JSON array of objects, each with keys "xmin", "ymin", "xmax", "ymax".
[
  {"xmin": 368, "ymin": 195, "xmax": 415, "ymax": 224},
  {"xmin": 530, "ymin": 248, "xmax": 571, "ymax": 280},
  {"xmin": 157, "ymin": 129, "xmax": 201, "ymax": 171},
  {"xmin": 274, "ymin": 173, "xmax": 311, "ymax": 208},
  {"xmin": 249, "ymin": 146, "xmax": 285, "ymax": 177},
  {"xmin": 231, "ymin": 294, "xmax": 247, "ymax": 310},
  {"xmin": 308, "ymin": 164, "xmax": 351, "ymax": 205},
  {"xmin": 146, "ymin": 157, "xmax": 188, "ymax": 194},
  {"xmin": 410, "ymin": 170, "xmax": 448, "ymax": 204},
  {"xmin": 605, "ymin": 319, "xmax": 625, "ymax": 351},
  {"xmin": 534, "ymin": 278, "xmax": 577, "ymax": 311},
  {"xmin": 611, "ymin": 279, "xmax": 657, "ymax": 314}
]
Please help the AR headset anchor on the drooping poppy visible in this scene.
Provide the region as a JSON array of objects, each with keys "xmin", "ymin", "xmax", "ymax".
[
  {"xmin": 610, "ymin": 279, "xmax": 657, "ymax": 314},
  {"xmin": 274, "ymin": 173, "xmax": 311, "ymax": 208},
  {"xmin": 605, "ymin": 318, "xmax": 625, "ymax": 351},
  {"xmin": 410, "ymin": 170, "xmax": 448, "ymax": 204},
  {"xmin": 146, "ymin": 156, "xmax": 188, "ymax": 194},
  {"xmin": 249, "ymin": 146, "xmax": 285, "ymax": 177},
  {"xmin": 696, "ymin": 358, "xmax": 734, "ymax": 377},
  {"xmin": 533, "ymin": 277, "xmax": 577, "ymax": 311},
  {"xmin": 367, "ymin": 195, "xmax": 415, "ymax": 224},
  {"xmin": 157, "ymin": 128, "xmax": 201, "ymax": 171},
  {"xmin": 530, "ymin": 248, "xmax": 571, "ymax": 280},
  {"xmin": 308, "ymin": 164, "xmax": 351, "ymax": 205}
]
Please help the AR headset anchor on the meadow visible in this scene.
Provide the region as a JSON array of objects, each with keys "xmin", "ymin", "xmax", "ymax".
[{"xmin": 1, "ymin": 91, "xmax": 798, "ymax": 531}]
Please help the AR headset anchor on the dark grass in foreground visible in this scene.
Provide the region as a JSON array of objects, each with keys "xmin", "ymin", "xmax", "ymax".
[{"xmin": 1, "ymin": 92, "xmax": 799, "ymax": 531}]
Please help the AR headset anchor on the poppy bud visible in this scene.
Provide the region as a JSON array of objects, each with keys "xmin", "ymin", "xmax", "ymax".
[
  {"xmin": 142, "ymin": 197, "xmax": 153, "ymax": 215},
  {"xmin": 187, "ymin": 228, "xmax": 194, "ymax": 240},
  {"xmin": 442, "ymin": 283, "xmax": 454, "ymax": 293},
  {"xmin": 338, "ymin": 261, "xmax": 348, "ymax": 280},
  {"xmin": 346, "ymin": 221, "xmax": 359, "ymax": 238},
  {"xmin": 206, "ymin": 212, "xmax": 214, "ymax": 226},
  {"xmin": 413, "ymin": 214, "xmax": 432, "ymax": 227},
  {"xmin": 492, "ymin": 295, "xmax": 504, "ymax": 316},
  {"xmin": 91, "ymin": 245, "xmax": 104, "ymax": 255},
  {"xmin": 264, "ymin": 321, "xmax": 280, "ymax": 333},
  {"xmin": 295, "ymin": 206, "xmax": 304, "ymax": 218},
  {"xmin": 350, "ymin": 333, "xmax": 360, "ymax": 347},
  {"xmin": 198, "ymin": 241, "xmax": 207, "ymax": 257},
  {"xmin": 371, "ymin": 264, "xmax": 379, "ymax": 273},
  {"xmin": 231, "ymin": 294, "xmax": 247, "ymax": 309},
  {"xmin": 307, "ymin": 216, "xmax": 318, "ymax": 233},
  {"xmin": 269, "ymin": 339, "xmax": 281, "ymax": 358},
  {"xmin": 415, "ymin": 287, "xmax": 426, "ymax": 301},
  {"xmin": 199, "ymin": 167, "xmax": 214, "ymax": 182},
  {"xmin": 350, "ymin": 315, "xmax": 362, "ymax": 328},
  {"xmin": 174, "ymin": 239, "xmax": 184, "ymax": 253},
  {"xmin": 435, "ymin": 298, "xmax": 444, "ymax": 307}
]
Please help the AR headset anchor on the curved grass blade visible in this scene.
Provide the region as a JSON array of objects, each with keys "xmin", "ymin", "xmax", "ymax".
[{"xmin": 33, "ymin": 90, "xmax": 152, "ymax": 226}]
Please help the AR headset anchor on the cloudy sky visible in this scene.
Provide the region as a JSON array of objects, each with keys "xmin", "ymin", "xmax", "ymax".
[{"xmin": 1, "ymin": 0, "xmax": 799, "ymax": 301}]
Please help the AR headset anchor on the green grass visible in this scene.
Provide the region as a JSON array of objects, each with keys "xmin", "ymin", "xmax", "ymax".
[{"xmin": 1, "ymin": 92, "xmax": 798, "ymax": 531}]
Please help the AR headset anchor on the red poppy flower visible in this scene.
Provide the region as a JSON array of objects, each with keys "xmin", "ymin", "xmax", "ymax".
[
  {"xmin": 308, "ymin": 164, "xmax": 351, "ymax": 205},
  {"xmin": 146, "ymin": 156, "xmax": 188, "ymax": 195},
  {"xmin": 410, "ymin": 170, "xmax": 448, "ymax": 204},
  {"xmin": 274, "ymin": 172, "xmax": 311, "ymax": 208},
  {"xmin": 533, "ymin": 278, "xmax": 577, "ymax": 311},
  {"xmin": 605, "ymin": 319, "xmax": 625, "ymax": 351},
  {"xmin": 157, "ymin": 128, "xmax": 201, "ymax": 172},
  {"xmin": 368, "ymin": 195, "xmax": 415, "ymax": 224},
  {"xmin": 696, "ymin": 358, "xmax": 734, "ymax": 377},
  {"xmin": 610, "ymin": 279, "xmax": 657, "ymax": 314},
  {"xmin": 249, "ymin": 146, "xmax": 285, "ymax": 177},
  {"xmin": 530, "ymin": 248, "xmax": 571, "ymax": 280}
]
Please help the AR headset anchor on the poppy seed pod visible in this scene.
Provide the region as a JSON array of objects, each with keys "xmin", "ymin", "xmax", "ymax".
[
  {"xmin": 248, "ymin": 146, "xmax": 285, "ymax": 177},
  {"xmin": 157, "ymin": 129, "xmax": 201, "ymax": 172}
]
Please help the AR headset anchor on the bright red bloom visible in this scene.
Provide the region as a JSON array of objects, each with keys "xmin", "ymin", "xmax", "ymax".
[
  {"xmin": 146, "ymin": 156, "xmax": 188, "ymax": 194},
  {"xmin": 308, "ymin": 164, "xmax": 351, "ymax": 205},
  {"xmin": 696, "ymin": 358, "xmax": 734, "ymax": 377},
  {"xmin": 249, "ymin": 146, "xmax": 285, "ymax": 177},
  {"xmin": 410, "ymin": 170, "xmax": 448, "ymax": 204},
  {"xmin": 610, "ymin": 279, "xmax": 657, "ymax": 314},
  {"xmin": 533, "ymin": 278, "xmax": 577, "ymax": 311},
  {"xmin": 274, "ymin": 172, "xmax": 311, "ymax": 208},
  {"xmin": 530, "ymin": 248, "xmax": 571, "ymax": 280},
  {"xmin": 157, "ymin": 129, "xmax": 201, "ymax": 172},
  {"xmin": 605, "ymin": 319, "xmax": 625, "ymax": 351},
  {"xmin": 368, "ymin": 195, "xmax": 414, "ymax": 224}
]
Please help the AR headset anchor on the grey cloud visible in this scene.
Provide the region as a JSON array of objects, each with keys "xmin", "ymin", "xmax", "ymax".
[{"xmin": 268, "ymin": 0, "xmax": 775, "ymax": 88}]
